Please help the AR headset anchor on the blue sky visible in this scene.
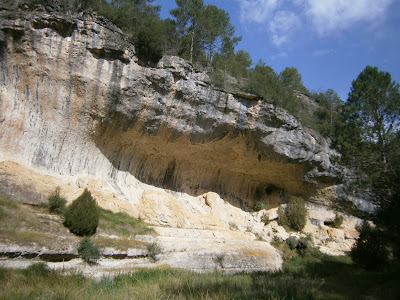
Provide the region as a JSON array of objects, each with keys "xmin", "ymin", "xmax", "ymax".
[{"xmin": 153, "ymin": 0, "xmax": 400, "ymax": 101}]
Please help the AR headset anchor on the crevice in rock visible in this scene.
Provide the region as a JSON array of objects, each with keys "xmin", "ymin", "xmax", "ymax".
[
  {"xmin": 88, "ymin": 47, "xmax": 130, "ymax": 63},
  {"xmin": 32, "ymin": 17, "xmax": 77, "ymax": 38}
]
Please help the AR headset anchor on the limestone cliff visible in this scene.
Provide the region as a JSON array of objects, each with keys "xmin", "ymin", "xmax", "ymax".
[
  {"xmin": 0, "ymin": 6, "xmax": 339, "ymax": 209},
  {"xmin": 0, "ymin": 5, "xmax": 360, "ymax": 273}
]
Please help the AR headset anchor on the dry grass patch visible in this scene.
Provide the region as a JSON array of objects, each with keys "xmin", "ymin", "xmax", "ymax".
[
  {"xmin": 92, "ymin": 236, "xmax": 147, "ymax": 251},
  {"xmin": 97, "ymin": 208, "xmax": 154, "ymax": 237}
]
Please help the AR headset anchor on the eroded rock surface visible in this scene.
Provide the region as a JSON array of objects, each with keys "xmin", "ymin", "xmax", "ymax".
[
  {"xmin": 0, "ymin": 6, "xmax": 358, "ymax": 273},
  {"xmin": 0, "ymin": 8, "xmax": 339, "ymax": 210}
]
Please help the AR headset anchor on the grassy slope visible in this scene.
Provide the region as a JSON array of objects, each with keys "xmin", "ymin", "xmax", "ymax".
[
  {"xmin": 0, "ymin": 195, "xmax": 153, "ymax": 252},
  {"xmin": 1, "ymin": 255, "xmax": 399, "ymax": 299}
]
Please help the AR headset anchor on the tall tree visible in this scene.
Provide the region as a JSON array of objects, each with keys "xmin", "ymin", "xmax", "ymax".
[
  {"xmin": 338, "ymin": 66, "xmax": 400, "ymax": 259},
  {"xmin": 170, "ymin": 0, "xmax": 204, "ymax": 62},
  {"xmin": 346, "ymin": 66, "xmax": 400, "ymax": 149},
  {"xmin": 313, "ymin": 89, "xmax": 343, "ymax": 136},
  {"xmin": 199, "ymin": 4, "xmax": 235, "ymax": 60},
  {"xmin": 247, "ymin": 61, "xmax": 300, "ymax": 113},
  {"xmin": 279, "ymin": 66, "xmax": 308, "ymax": 93}
]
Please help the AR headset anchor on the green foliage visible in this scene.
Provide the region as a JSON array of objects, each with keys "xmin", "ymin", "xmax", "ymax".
[
  {"xmin": 278, "ymin": 197, "xmax": 307, "ymax": 231},
  {"xmin": 78, "ymin": 237, "xmax": 101, "ymax": 263},
  {"xmin": 286, "ymin": 196, "xmax": 307, "ymax": 231},
  {"xmin": 286, "ymin": 235, "xmax": 313, "ymax": 253},
  {"xmin": 332, "ymin": 213, "xmax": 344, "ymax": 228},
  {"xmin": 271, "ymin": 240, "xmax": 294, "ymax": 261},
  {"xmin": 253, "ymin": 201, "xmax": 266, "ymax": 212},
  {"xmin": 23, "ymin": 263, "xmax": 51, "ymax": 277},
  {"xmin": 64, "ymin": 188, "xmax": 99, "ymax": 236},
  {"xmin": 170, "ymin": 0, "xmax": 239, "ymax": 63},
  {"xmin": 351, "ymin": 222, "xmax": 389, "ymax": 269},
  {"xmin": 279, "ymin": 66, "xmax": 308, "ymax": 94},
  {"xmin": 310, "ymin": 89, "xmax": 344, "ymax": 137},
  {"xmin": 286, "ymin": 236, "xmax": 299, "ymax": 250},
  {"xmin": 1, "ymin": 257, "xmax": 400, "ymax": 299},
  {"xmin": 98, "ymin": 208, "xmax": 141, "ymax": 227},
  {"xmin": 246, "ymin": 60, "xmax": 301, "ymax": 114},
  {"xmin": 337, "ymin": 66, "xmax": 400, "ymax": 163},
  {"xmin": 336, "ymin": 66, "xmax": 400, "ymax": 259},
  {"xmin": 97, "ymin": 207, "xmax": 153, "ymax": 236},
  {"xmin": 47, "ymin": 186, "xmax": 67, "ymax": 214},
  {"xmin": 214, "ymin": 254, "xmax": 225, "ymax": 268},
  {"xmin": 147, "ymin": 242, "xmax": 162, "ymax": 261},
  {"xmin": 277, "ymin": 205, "xmax": 289, "ymax": 228}
]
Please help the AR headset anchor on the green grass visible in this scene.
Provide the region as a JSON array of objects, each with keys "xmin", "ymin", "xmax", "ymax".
[
  {"xmin": 98, "ymin": 208, "xmax": 154, "ymax": 236},
  {"xmin": 1, "ymin": 254, "xmax": 399, "ymax": 299},
  {"xmin": 0, "ymin": 194, "xmax": 153, "ymax": 251},
  {"xmin": 92, "ymin": 236, "xmax": 147, "ymax": 251}
]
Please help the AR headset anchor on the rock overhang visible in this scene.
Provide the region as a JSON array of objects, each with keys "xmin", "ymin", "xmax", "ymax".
[{"xmin": 0, "ymin": 8, "xmax": 340, "ymax": 210}]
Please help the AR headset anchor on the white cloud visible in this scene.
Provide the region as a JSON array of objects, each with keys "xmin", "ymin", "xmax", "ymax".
[
  {"xmin": 270, "ymin": 51, "xmax": 288, "ymax": 60},
  {"xmin": 269, "ymin": 10, "xmax": 302, "ymax": 46},
  {"xmin": 306, "ymin": 0, "xmax": 394, "ymax": 35},
  {"xmin": 237, "ymin": 0, "xmax": 394, "ymax": 46},
  {"xmin": 237, "ymin": 0, "xmax": 279, "ymax": 23}
]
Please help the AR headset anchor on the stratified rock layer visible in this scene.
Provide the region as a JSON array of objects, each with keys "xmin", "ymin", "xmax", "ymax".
[{"xmin": 0, "ymin": 8, "xmax": 338, "ymax": 210}]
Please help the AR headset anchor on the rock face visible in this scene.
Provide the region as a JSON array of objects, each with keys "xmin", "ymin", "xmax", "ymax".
[
  {"xmin": 0, "ymin": 7, "xmax": 338, "ymax": 209},
  {"xmin": 0, "ymin": 6, "xmax": 357, "ymax": 273}
]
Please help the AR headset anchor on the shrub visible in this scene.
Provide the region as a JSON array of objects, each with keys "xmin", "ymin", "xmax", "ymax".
[
  {"xmin": 64, "ymin": 189, "xmax": 99, "ymax": 236},
  {"xmin": 332, "ymin": 213, "xmax": 344, "ymax": 228},
  {"xmin": 261, "ymin": 212, "xmax": 270, "ymax": 225},
  {"xmin": 278, "ymin": 197, "xmax": 307, "ymax": 231},
  {"xmin": 253, "ymin": 201, "xmax": 266, "ymax": 212},
  {"xmin": 271, "ymin": 240, "xmax": 294, "ymax": 261},
  {"xmin": 351, "ymin": 221, "xmax": 389, "ymax": 269},
  {"xmin": 286, "ymin": 237, "xmax": 299, "ymax": 250},
  {"xmin": 147, "ymin": 242, "xmax": 162, "ymax": 261},
  {"xmin": 277, "ymin": 206, "xmax": 289, "ymax": 227},
  {"xmin": 23, "ymin": 263, "xmax": 51, "ymax": 277},
  {"xmin": 286, "ymin": 197, "xmax": 307, "ymax": 231},
  {"xmin": 214, "ymin": 254, "xmax": 225, "ymax": 268},
  {"xmin": 78, "ymin": 237, "xmax": 101, "ymax": 263},
  {"xmin": 48, "ymin": 186, "xmax": 67, "ymax": 214}
]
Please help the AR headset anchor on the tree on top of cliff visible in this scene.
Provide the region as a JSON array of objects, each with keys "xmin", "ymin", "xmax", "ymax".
[
  {"xmin": 279, "ymin": 67, "xmax": 308, "ymax": 94},
  {"xmin": 170, "ymin": 0, "xmax": 240, "ymax": 63}
]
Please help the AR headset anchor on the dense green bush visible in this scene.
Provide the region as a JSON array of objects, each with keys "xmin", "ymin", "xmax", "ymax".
[
  {"xmin": 286, "ymin": 237, "xmax": 299, "ymax": 250},
  {"xmin": 48, "ymin": 187, "xmax": 67, "ymax": 214},
  {"xmin": 278, "ymin": 196, "xmax": 307, "ymax": 231},
  {"xmin": 351, "ymin": 222, "xmax": 389, "ymax": 269},
  {"xmin": 64, "ymin": 188, "xmax": 99, "ymax": 236},
  {"xmin": 286, "ymin": 235, "xmax": 313, "ymax": 252},
  {"xmin": 78, "ymin": 237, "xmax": 101, "ymax": 263}
]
